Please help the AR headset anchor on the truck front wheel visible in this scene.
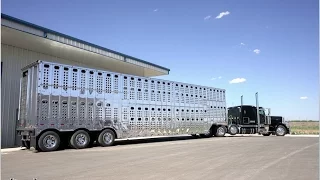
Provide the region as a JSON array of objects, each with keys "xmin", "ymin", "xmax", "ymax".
[
  {"xmin": 275, "ymin": 125, "xmax": 287, "ymax": 136},
  {"xmin": 38, "ymin": 131, "xmax": 61, "ymax": 152}
]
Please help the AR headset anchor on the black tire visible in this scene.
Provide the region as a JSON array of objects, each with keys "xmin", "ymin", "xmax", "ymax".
[
  {"xmin": 38, "ymin": 131, "xmax": 61, "ymax": 152},
  {"xmin": 22, "ymin": 141, "xmax": 30, "ymax": 149},
  {"xmin": 228, "ymin": 125, "xmax": 238, "ymax": 135},
  {"xmin": 214, "ymin": 126, "xmax": 226, "ymax": 137},
  {"xmin": 70, "ymin": 130, "xmax": 91, "ymax": 149},
  {"xmin": 98, "ymin": 129, "xmax": 116, "ymax": 147},
  {"xmin": 275, "ymin": 125, "xmax": 287, "ymax": 136},
  {"xmin": 263, "ymin": 133, "xmax": 272, "ymax": 136}
]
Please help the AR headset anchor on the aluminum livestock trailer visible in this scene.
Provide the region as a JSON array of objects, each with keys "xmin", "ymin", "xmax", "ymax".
[{"xmin": 17, "ymin": 61, "xmax": 228, "ymax": 152}]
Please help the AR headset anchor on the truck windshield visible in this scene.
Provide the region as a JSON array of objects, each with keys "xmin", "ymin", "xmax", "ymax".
[{"xmin": 259, "ymin": 109, "xmax": 265, "ymax": 116}]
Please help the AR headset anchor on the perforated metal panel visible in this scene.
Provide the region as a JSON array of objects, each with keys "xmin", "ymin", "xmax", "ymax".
[
  {"xmin": 40, "ymin": 99, "xmax": 49, "ymax": 122},
  {"xmin": 79, "ymin": 100, "xmax": 86, "ymax": 126},
  {"xmin": 113, "ymin": 74, "xmax": 119, "ymax": 93},
  {"xmin": 20, "ymin": 61, "xmax": 226, "ymax": 139}
]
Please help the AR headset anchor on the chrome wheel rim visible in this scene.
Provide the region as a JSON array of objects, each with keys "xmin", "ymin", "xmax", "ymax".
[
  {"xmin": 103, "ymin": 132, "xmax": 113, "ymax": 144},
  {"xmin": 43, "ymin": 135, "xmax": 57, "ymax": 149},
  {"xmin": 230, "ymin": 126, "xmax": 237, "ymax": 134},
  {"xmin": 276, "ymin": 127, "xmax": 285, "ymax": 135},
  {"xmin": 217, "ymin": 127, "xmax": 225, "ymax": 135},
  {"xmin": 75, "ymin": 133, "xmax": 88, "ymax": 146}
]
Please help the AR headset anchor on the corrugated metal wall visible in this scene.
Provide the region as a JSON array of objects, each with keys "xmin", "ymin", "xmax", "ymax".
[{"xmin": 1, "ymin": 44, "xmax": 93, "ymax": 148}]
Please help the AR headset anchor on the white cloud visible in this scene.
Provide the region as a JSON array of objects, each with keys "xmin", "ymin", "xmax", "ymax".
[
  {"xmin": 240, "ymin": 42, "xmax": 245, "ymax": 46},
  {"xmin": 253, "ymin": 49, "xmax": 261, "ymax": 54},
  {"xmin": 153, "ymin": 9, "xmax": 158, "ymax": 12},
  {"xmin": 211, "ymin": 76, "xmax": 222, "ymax": 80},
  {"xmin": 300, "ymin": 96, "xmax": 308, "ymax": 100},
  {"xmin": 204, "ymin": 15, "xmax": 211, "ymax": 20},
  {"xmin": 229, "ymin": 78, "xmax": 246, "ymax": 84},
  {"xmin": 215, "ymin": 11, "xmax": 230, "ymax": 19}
]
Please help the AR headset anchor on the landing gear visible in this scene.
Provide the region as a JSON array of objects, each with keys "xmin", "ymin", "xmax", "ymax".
[{"xmin": 22, "ymin": 141, "xmax": 30, "ymax": 149}]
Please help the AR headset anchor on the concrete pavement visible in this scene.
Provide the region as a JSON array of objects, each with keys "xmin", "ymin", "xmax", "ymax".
[{"xmin": 1, "ymin": 135, "xmax": 319, "ymax": 180}]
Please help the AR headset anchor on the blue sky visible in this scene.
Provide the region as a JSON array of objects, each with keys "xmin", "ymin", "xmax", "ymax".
[{"xmin": 2, "ymin": 0, "xmax": 319, "ymax": 120}]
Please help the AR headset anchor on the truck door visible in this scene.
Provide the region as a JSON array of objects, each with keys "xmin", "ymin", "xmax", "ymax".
[
  {"xmin": 258, "ymin": 108, "xmax": 266, "ymax": 124},
  {"xmin": 241, "ymin": 106, "xmax": 256, "ymax": 125}
]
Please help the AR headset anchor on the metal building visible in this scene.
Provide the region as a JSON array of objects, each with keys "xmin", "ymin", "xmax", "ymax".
[{"xmin": 1, "ymin": 13, "xmax": 170, "ymax": 148}]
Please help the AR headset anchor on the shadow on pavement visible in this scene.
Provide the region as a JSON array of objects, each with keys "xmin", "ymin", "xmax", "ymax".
[{"xmin": 114, "ymin": 135, "xmax": 198, "ymax": 146}]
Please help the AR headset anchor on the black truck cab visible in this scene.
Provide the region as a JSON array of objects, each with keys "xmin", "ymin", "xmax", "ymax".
[{"xmin": 227, "ymin": 105, "xmax": 290, "ymax": 136}]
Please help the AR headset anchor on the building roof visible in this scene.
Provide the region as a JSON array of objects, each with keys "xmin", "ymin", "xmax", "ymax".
[{"xmin": 1, "ymin": 13, "xmax": 170, "ymax": 76}]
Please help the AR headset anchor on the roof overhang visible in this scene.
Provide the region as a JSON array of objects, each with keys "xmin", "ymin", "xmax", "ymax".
[{"xmin": 1, "ymin": 14, "xmax": 170, "ymax": 77}]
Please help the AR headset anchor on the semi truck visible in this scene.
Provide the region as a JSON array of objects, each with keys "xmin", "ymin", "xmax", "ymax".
[
  {"xmin": 226, "ymin": 95, "xmax": 290, "ymax": 136},
  {"xmin": 17, "ymin": 61, "xmax": 289, "ymax": 152}
]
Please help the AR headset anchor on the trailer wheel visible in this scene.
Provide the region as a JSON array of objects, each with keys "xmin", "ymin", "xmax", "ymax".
[
  {"xmin": 38, "ymin": 131, "xmax": 60, "ymax": 152},
  {"xmin": 275, "ymin": 125, "xmax": 287, "ymax": 136},
  {"xmin": 70, "ymin": 130, "xmax": 91, "ymax": 149},
  {"xmin": 228, "ymin": 125, "xmax": 238, "ymax": 135},
  {"xmin": 214, "ymin": 126, "xmax": 226, "ymax": 137},
  {"xmin": 98, "ymin": 129, "xmax": 116, "ymax": 147}
]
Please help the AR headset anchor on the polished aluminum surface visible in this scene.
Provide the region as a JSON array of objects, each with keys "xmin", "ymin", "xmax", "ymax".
[
  {"xmin": 19, "ymin": 61, "xmax": 227, "ymax": 139},
  {"xmin": 75, "ymin": 133, "xmax": 88, "ymax": 146},
  {"xmin": 276, "ymin": 126, "xmax": 285, "ymax": 136},
  {"xmin": 103, "ymin": 132, "xmax": 113, "ymax": 144},
  {"xmin": 43, "ymin": 135, "xmax": 57, "ymax": 149}
]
